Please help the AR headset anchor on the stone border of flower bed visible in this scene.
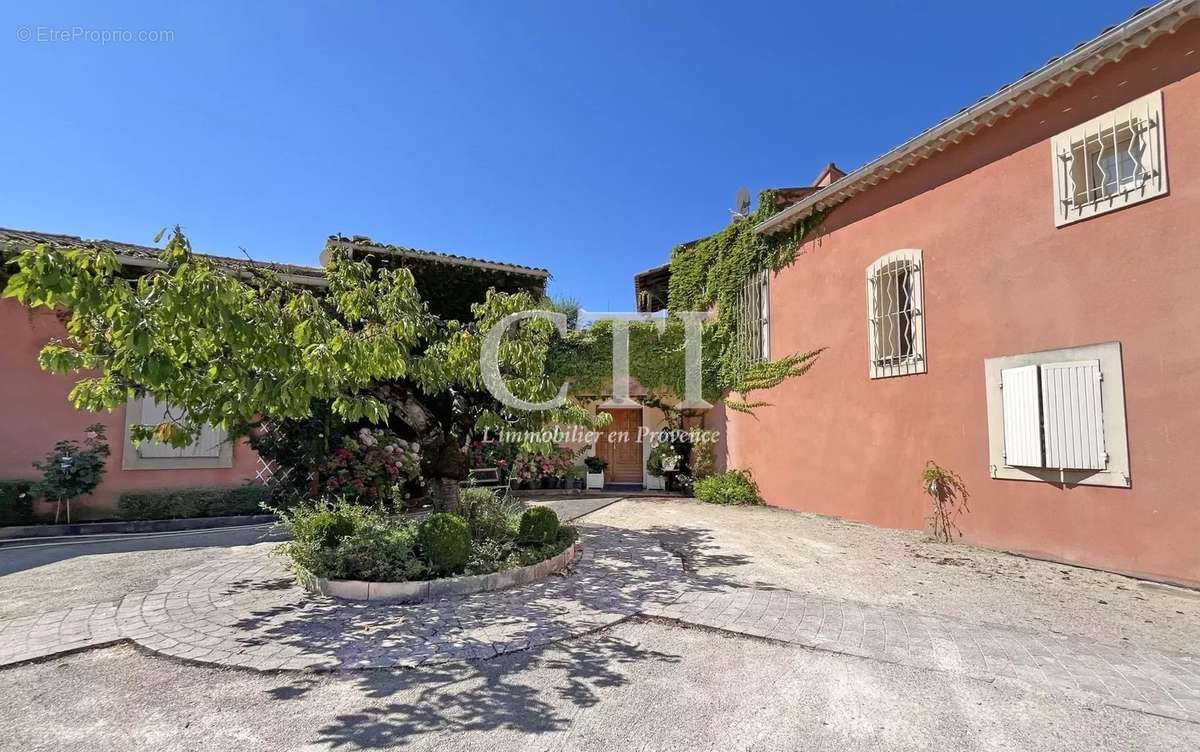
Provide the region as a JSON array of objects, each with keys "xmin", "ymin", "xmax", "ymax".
[{"xmin": 297, "ymin": 541, "xmax": 581, "ymax": 603}]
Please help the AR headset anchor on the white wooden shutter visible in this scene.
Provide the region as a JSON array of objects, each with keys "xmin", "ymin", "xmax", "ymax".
[
  {"xmin": 137, "ymin": 397, "xmax": 224, "ymax": 459},
  {"xmin": 1001, "ymin": 365, "xmax": 1043, "ymax": 467},
  {"xmin": 1040, "ymin": 360, "xmax": 1106, "ymax": 470}
]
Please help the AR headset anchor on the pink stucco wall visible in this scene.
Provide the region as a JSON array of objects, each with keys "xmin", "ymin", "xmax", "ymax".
[
  {"xmin": 724, "ymin": 22, "xmax": 1200, "ymax": 587},
  {"xmin": 0, "ymin": 299, "xmax": 259, "ymax": 519}
]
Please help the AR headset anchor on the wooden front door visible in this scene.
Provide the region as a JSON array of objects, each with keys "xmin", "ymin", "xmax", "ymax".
[{"xmin": 596, "ymin": 408, "xmax": 643, "ymax": 484}]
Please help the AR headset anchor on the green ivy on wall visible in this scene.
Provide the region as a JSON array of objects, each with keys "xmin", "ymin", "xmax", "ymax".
[{"xmin": 665, "ymin": 190, "xmax": 827, "ymax": 411}]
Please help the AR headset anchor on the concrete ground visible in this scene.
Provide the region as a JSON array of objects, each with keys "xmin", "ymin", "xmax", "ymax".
[
  {"xmin": 0, "ymin": 524, "xmax": 286, "ymax": 619},
  {"xmin": 1, "ymin": 496, "xmax": 1197, "ymax": 751},
  {"xmin": 586, "ymin": 498, "xmax": 1200, "ymax": 654},
  {"xmin": 3, "ymin": 622, "xmax": 1195, "ymax": 752}
]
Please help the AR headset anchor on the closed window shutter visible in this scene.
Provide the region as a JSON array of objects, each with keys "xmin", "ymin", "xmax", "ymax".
[
  {"xmin": 136, "ymin": 397, "xmax": 223, "ymax": 459},
  {"xmin": 1040, "ymin": 360, "xmax": 1106, "ymax": 470},
  {"xmin": 1001, "ymin": 365, "xmax": 1043, "ymax": 467}
]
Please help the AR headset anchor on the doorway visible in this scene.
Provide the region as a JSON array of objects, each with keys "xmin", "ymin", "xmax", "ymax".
[{"xmin": 596, "ymin": 408, "xmax": 643, "ymax": 485}]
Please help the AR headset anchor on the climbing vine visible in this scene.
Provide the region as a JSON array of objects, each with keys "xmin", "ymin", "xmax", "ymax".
[{"xmin": 665, "ymin": 190, "xmax": 828, "ymax": 410}]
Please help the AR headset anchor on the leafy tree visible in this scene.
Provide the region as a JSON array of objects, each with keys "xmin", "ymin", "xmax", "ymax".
[
  {"xmin": 2, "ymin": 229, "xmax": 596, "ymax": 502},
  {"xmin": 32, "ymin": 423, "xmax": 111, "ymax": 521},
  {"xmin": 3, "ymin": 223, "xmax": 823, "ymax": 500}
]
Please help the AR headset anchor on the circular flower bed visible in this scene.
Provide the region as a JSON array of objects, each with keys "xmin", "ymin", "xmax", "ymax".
[
  {"xmin": 275, "ymin": 490, "xmax": 578, "ymax": 603},
  {"xmin": 297, "ymin": 540, "xmax": 580, "ymax": 603}
]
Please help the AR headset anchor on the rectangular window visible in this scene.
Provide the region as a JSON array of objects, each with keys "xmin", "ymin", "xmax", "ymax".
[
  {"xmin": 736, "ymin": 269, "xmax": 770, "ymax": 364},
  {"xmin": 122, "ymin": 396, "xmax": 233, "ymax": 470},
  {"xmin": 985, "ymin": 343, "xmax": 1128, "ymax": 487},
  {"xmin": 866, "ymin": 249, "xmax": 926, "ymax": 378},
  {"xmin": 1052, "ymin": 90, "xmax": 1167, "ymax": 227}
]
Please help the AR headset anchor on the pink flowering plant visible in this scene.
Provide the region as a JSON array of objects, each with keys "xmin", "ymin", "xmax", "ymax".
[{"xmin": 316, "ymin": 427, "xmax": 422, "ymax": 503}]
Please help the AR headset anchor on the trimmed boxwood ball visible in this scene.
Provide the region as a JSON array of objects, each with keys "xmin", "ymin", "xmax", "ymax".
[
  {"xmin": 518, "ymin": 506, "xmax": 559, "ymax": 545},
  {"xmin": 417, "ymin": 512, "xmax": 472, "ymax": 574}
]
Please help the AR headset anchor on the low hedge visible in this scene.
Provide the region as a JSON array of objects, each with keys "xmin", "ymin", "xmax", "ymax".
[
  {"xmin": 693, "ymin": 470, "xmax": 763, "ymax": 506},
  {"xmin": 116, "ymin": 485, "xmax": 270, "ymax": 521},
  {"xmin": 0, "ymin": 481, "xmax": 35, "ymax": 526}
]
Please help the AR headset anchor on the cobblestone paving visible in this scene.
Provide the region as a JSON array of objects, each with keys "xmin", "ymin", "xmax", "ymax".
[
  {"xmin": 0, "ymin": 525, "xmax": 685, "ymax": 672},
  {"xmin": 1, "ymin": 522, "xmax": 1198, "ymax": 725}
]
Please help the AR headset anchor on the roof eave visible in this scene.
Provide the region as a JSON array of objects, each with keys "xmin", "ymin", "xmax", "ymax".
[
  {"xmin": 322, "ymin": 239, "xmax": 550, "ymax": 280},
  {"xmin": 756, "ymin": 0, "xmax": 1200, "ymax": 235}
]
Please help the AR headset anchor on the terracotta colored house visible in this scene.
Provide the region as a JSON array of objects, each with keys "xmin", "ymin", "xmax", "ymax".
[
  {"xmin": 0, "ymin": 229, "xmax": 547, "ymax": 519},
  {"xmin": 638, "ymin": 1, "xmax": 1200, "ymax": 587}
]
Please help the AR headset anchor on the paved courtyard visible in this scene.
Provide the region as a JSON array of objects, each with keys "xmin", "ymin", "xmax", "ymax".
[{"xmin": 1, "ymin": 496, "xmax": 1198, "ymax": 750}]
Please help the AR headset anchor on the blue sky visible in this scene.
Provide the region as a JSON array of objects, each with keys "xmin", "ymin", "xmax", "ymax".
[{"xmin": 2, "ymin": 0, "xmax": 1144, "ymax": 311}]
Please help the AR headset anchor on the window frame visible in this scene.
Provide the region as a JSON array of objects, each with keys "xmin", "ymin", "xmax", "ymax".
[
  {"xmin": 1051, "ymin": 90, "xmax": 1167, "ymax": 227},
  {"xmin": 866, "ymin": 248, "xmax": 926, "ymax": 379},
  {"xmin": 122, "ymin": 396, "xmax": 234, "ymax": 471},
  {"xmin": 984, "ymin": 342, "xmax": 1130, "ymax": 488},
  {"xmin": 736, "ymin": 268, "xmax": 770, "ymax": 364}
]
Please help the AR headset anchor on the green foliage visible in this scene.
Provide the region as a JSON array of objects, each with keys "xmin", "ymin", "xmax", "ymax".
[
  {"xmin": 689, "ymin": 440, "xmax": 715, "ymax": 481},
  {"xmin": 274, "ymin": 497, "xmax": 573, "ymax": 582},
  {"xmin": 416, "ymin": 512, "xmax": 472, "ymax": 574},
  {"xmin": 583, "ymin": 456, "xmax": 607, "ymax": 473},
  {"xmin": 3, "ymin": 229, "xmax": 435, "ymax": 445},
  {"xmin": 31, "ymin": 424, "xmax": 110, "ymax": 501},
  {"xmin": 517, "ymin": 506, "xmax": 560, "ymax": 545},
  {"xmin": 693, "ymin": 470, "xmax": 762, "ymax": 506},
  {"xmin": 465, "ymin": 525, "xmax": 576, "ymax": 576},
  {"xmin": 665, "ymin": 192, "xmax": 827, "ymax": 403},
  {"xmin": 457, "ymin": 486, "xmax": 522, "ymax": 542},
  {"xmin": 2, "ymin": 229, "xmax": 606, "ymax": 493},
  {"xmin": 646, "ymin": 442, "xmax": 680, "ymax": 477},
  {"xmin": 117, "ymin": 484, "xmax": 269, "ymax": 520},
  {"xmin": 331, "ymin": 526, "xmax": 426, "ymax": 582},
  {"xmin": 0, "ymin": 481, "xmax": 35, "ymax": 526},
  {"xmin": 921, "ymin": 460, "xmax": 971, "ymax": 542},
  {"xmin": 274, "ymin": 500, "xmax": 424, "ymax": 580}
]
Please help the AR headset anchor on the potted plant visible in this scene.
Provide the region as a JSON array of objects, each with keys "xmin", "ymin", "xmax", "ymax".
[
  {"xmin": 566, "ymin": 464, "xmax": 585, "ymax": 490},
  {"xmin": 584, "ymin": 456, "xmax": 607, "ymax": 490},
  {"xmin": 646, "ymin": 442, "xmax": 678, "ymax": 491}
]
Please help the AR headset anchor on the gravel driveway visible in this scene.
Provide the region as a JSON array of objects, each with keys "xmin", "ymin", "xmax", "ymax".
[{"xmin": 585, "ymin": 498, "xmax": 1200, "ymax": 653}]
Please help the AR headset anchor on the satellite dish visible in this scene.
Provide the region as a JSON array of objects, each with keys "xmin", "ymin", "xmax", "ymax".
[{"xmin": 732, "ymin": 187, "xmax": 751, "ymax": 218}]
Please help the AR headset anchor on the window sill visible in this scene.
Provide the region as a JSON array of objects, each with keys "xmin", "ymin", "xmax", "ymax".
[{"xmin": 990, "ymin": 464, "xmax": 1130, "ymax": 488}]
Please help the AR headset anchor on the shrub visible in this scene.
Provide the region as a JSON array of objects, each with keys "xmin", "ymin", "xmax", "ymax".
[
  {"xmin": 32, "ymin": 424, "xmax": 110, "ymax": 503},
  {"xmin": 330, "ymin": 527, "xmax": 426, "ymax": 582},
  {"xmin": 417, "ymin": 512, "xmax": 471, "ymax": 574},
  {"xmin": 693, "ymin": 470, "xmax": 762, "ymax": 505},
  {"xmin": 457, "ymin": 487, "xmax": 521, "ymax": 542},
  {"xmin": 275, "ymin": 501, "xmax": 405, "ymax": 578},
  {"xmin": 315, "ymin": 427, "xmax": 422, "ymax": 504},
  {"xmin": 921, "ymin": 460, "xmax": 970, "ymax": 542},
  {"xmin": 117, "ymin": 485, "xmax": 270, "ymax": 521},
  {"xmin": 583, "ymin": 456, "xmax": 607, "ymax": 473},
  {"xmin": 466, "ymin": 524, "xmax": 577, "ymax": 575},
  {"xmin": 517, "ymin": 506, "xmax": 559, "ymax": 545},
  {"xmin": 690, "ymin": 441, "xmax": 716, "ymax": 481},
  {"xmin": 0, "ymin": 481, "xmax": 35, "ymax": 526}
]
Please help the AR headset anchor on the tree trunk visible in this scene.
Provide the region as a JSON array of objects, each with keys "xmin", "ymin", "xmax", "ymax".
[{"xmin": 431, "ymin": 477, "xmax": 462, "ymax": 514}]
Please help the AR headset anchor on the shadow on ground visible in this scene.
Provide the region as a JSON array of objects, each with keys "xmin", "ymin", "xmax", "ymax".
[{"xmin": 267, "ymin": 629, "xmax": 681, "ymax": 748}]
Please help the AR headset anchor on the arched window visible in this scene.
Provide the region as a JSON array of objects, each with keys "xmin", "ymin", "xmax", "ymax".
[{"xmin": 865, "ymin": 249, "xmax": 926, "ymax": 378}]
